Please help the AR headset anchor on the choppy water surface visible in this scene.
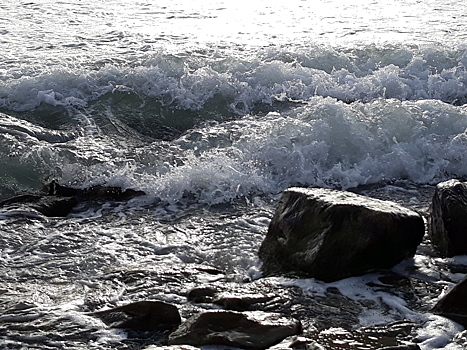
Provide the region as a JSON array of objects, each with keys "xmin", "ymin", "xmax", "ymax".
[{"xmin": 2, "ymin": 0, "xmax": 467, "ymax": 349}]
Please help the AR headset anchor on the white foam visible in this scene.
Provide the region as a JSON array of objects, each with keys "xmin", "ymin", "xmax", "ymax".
[
  {"xmin": 415, "ymin": 315, "xmax": 465, "ymax": 350},
  {"xmin": 2, "ymin": 43, "xmax": 467, "ymax": 115},
  {"xmin": 283, "ymin": 273, "xmax": 419, "ymax": 326},
  {"xmin": 282, "ymin": 272, "xmax": 467, "ymax": 349},
  {"xmin": 16, "ymin": 94, "xmax": 463, "ymax": 207}
]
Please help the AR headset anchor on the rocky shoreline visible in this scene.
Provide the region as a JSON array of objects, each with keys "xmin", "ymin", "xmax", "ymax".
[{"xmin": 2, "ymin": 180, "xmax": 467, "ymax": 349}]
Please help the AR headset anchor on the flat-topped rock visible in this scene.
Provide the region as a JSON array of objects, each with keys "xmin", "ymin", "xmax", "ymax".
[{"xmin": 259, "ymin": 187, "xmax": 425, "ymax": 282}]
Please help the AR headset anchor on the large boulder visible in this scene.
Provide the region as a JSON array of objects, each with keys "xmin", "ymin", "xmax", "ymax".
[
  {"xmin": 259, "ymin": 187, "xmax": 425, "ymax": 282},
  {"xmin": 429, "ymin": 179, "xmax": 467, "ymax": 257},
  {"xmin": 92, "ymin": 300, "xmax": 181, "ymax": 332},
  {"xmin": 432, "ymin": 276, "xmax": 467, "ymax": 327},
  {"xmin": 168, "ymin": 310, "xmax": 301, "ymax": 350}
]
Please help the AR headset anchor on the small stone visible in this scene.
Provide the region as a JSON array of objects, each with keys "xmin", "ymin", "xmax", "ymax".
[
  {"xmin": 213, "ymin": 292, "xmax": 275, "ymax": 311},
  {"xmin": 93, "ymin": 300, "xmax": 181, "ymax": 332},
  {"xmin": 186, "ymin": 287, "xmax": 218, "ymax": 303}
]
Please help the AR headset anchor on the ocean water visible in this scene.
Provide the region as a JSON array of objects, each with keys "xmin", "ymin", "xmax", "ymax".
[{"xmin": 2, "ymin": 0, "xmax": 467, "ymax": 349}]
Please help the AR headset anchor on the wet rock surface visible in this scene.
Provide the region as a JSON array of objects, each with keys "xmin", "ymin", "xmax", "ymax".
[
  {"xmin": 0, "ymin": 181, "xmax": 146, "ymax": 217},
  {"xmin": 92, "ymin": 300, "xmax": 181, "ymax": 332},
  {"xmin": 180, "ymin": 272, "xmax": 434, "ymax": 348},
  {"xmin": 0, "ymin": 194, "xmax": 78, "ymax": 217},
  {"xmin": 47, "ymin": 180, "xmax": 146, "ymax": 201},
  {"xmin": 3, "ymin": 183, "xmax": 466, "ymax": 350},
  {"xmin": 186, "ymin": 279, "xmax": 363, "ymax": 331},
  {"xmin": 187, "ymin": 286, "xmax": 275, "ymax": 311},
  {"xmin": 259, "ymin": 187, "xmax": 425, "ymax": 282},
  {"xmin": 433, "ymin": 276, "xmax": 467, "ymax": 327},
  {"xmin": 429, "ymin": 179, "xmax": 467, "ymax": 257},
  {"xmin": 167, "ymin": 310, "xmax": 301, "ymax": 350}
]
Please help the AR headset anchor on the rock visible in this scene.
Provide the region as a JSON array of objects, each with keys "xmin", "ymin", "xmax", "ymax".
[
  {"xmin": 0, "ymin": 181, "xmax": 146, "ymax": 217},
  {"xmin": 0, "ymin": 194, "xmax": 78, "ymax": 217},
  {"xmin": 213, "ymin": 292, "xmax": 276, "ymax": 311},
  {"xmin": 185, "ymin": 279, "xmax": 364, "ymax": 331},
  {"xmin": 429, "ymin": 179, "xmax": 467, "ymax": 257},
  {"xmin": 187, "ymin": 286, "xmax": 275, "ymax": 311},
  {"xmin": 93, "ymin": 300, "xmax": 181, "ymax": 332},
  {"xmin": 432, "ymin": 276, "xmax": 467, "ymax": 327},
  {"xmin": 259, "ymin": 187, "xmax": 425, "ymax": 282},
  {"xmin": 186, "ymin": 286, "xmax": 219, "ymax": 303},
  {"xmin": 168, "ymin": 310, "xmax": 301, "ymax": 350},
  {"xmin": 47, "ymin": 180, "xmax": 146, "ymax": 201}
]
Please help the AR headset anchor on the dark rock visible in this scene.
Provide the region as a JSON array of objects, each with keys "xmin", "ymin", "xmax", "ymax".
[
  {"xmin": 0, "ymin": 194, "xmax": 78, "ymax": 217},
  {"xmin": 187, "ymin": 286, "xmax": 275, "ymax": 311},
  {"xmin": 259, "ymin": 187, "xmax": 425, "ymax": 282},
  {"xmin": 186, "ymin": 287, "xmax": 219, "ymax": 303},
  {"xmin": 93, "ymin": 300, "xmax": 181, "ymax": 332},
  {"xmin": 47, "ymin": 180, "xmax": 146, "ymax": 201},
  {"xmin": 0, "ymin": 181, "xmax": 146, "ymax": 217},
  {"xmin": 432, "ymin": 276, "xmax": 467, "ymax": 327},
  {"xmin": 167, "ymin": 310, "xmax": 301, "ymax": 350},
  {"xmin": 213, "ymin": 292, "xmax": 276, "ymax": 311},
  {"xmin": 429, "ymin": 179, "xmax": 467, "ymax": 257}
]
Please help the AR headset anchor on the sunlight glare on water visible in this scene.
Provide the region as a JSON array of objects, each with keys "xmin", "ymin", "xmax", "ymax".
[{"xmin": 3, "ymin": 0, "xmax": 465, "ymax": 72}]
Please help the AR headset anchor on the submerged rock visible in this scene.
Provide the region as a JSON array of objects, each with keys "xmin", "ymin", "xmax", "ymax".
[
  {"xmin": 92, "ymin": 300, "xmax": 181, "ymax": 332},
  {"xmin": 0, "ymin": 194, "xmax": 78, "ymax": 217},
  {"xmin": 47, "ymin": 180, "xmax": 146, "ymax": 201},
  {"xmin": 212, "ymin": 292, "xmax": 276, "ymax": 311},
  {"xmin": 432, "ymin": 276, "xmax": 467, "ymax": 327},
  {"xmin": 168, "ymin": 310, "xmax": 301, "ymax": 350},
  {"xmin": 187, "ymin": 286, "xmax": 275, "ymax": 311},
  {"xmin": 259, "ymin": 187, "xmax": 424, "ymax": 282},
  {"xmin": 0, "ymin": 181, "xmax": 146, "ymax": 217},
  {"xmin": 429, "ymin": 179, "xmax": 467, "ymax": 257}
]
